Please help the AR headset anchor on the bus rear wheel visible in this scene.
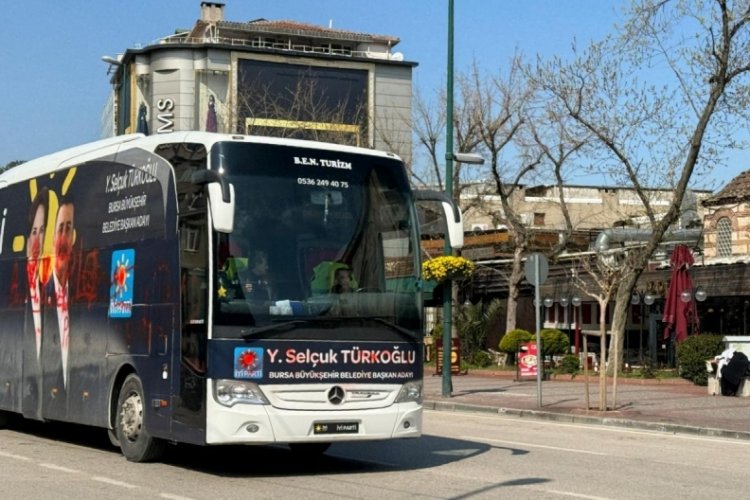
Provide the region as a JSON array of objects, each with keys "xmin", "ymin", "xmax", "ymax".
[{"xmin": 115, "ymin": 374, "xmax": 165, "ymax": 462}]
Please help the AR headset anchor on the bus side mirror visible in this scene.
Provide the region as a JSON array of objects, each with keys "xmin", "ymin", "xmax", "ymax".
[
  {"xmin": 208, "ymin": 182, "xmax": 235, "ymax": 233},
  {"xmin": 192, "ymin": 170, "xmax": 235, "ymax": 233},
  {"xmin": 413, "ymin": 190, "xmax": 464, "ymax": 249}
]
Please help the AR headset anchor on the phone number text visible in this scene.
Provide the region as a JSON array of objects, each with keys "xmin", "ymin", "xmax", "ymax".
[{"xmin": 297, "ymin": 177, "xmax": 349, "ymax": 188}]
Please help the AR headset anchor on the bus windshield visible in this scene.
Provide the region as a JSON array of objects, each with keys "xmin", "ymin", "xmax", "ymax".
[{"xmin": 211, "ymin": 142, "xmax": 421, "ymax": 339}]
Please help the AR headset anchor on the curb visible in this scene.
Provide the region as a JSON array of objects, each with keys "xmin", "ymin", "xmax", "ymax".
[{"xmin": 423, "ymin": 399, "xmax": 750, "ymax": 441}]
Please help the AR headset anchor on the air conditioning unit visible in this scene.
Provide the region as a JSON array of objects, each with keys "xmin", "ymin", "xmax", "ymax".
[{"xmin": 471, "ymin": 224, "xmax": 488, "ymax": 231}]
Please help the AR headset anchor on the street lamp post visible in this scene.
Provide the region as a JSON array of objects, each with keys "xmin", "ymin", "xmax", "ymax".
[
  {"xmin": 441, "ymin": 0, "xmax": 456, "ymax": 398},
  {"xmin": 442, "ymin": 0, "xmax": 484, "ymax": 397},
  {"xmin": 559, "ymin": 295, "xmax": 571, "ymax": 350},
  {"xmin": 571, "ymin": 295, "xmax": 582, "ymax": 354},
  {"xmin": 680, "ymin": 286, "xmax": 707, "ymax": 337},
  {"xmin": 543, "ymin": 294, "xmax": 581, "ymax": 354},
  {"xmin": 631, "ymin": 290, "xmax": 656, "ymax": 364}
]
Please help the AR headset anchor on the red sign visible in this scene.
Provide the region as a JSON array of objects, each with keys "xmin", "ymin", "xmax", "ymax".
[
  {"xmin": 435, "ymin": 338, "xmax": 461, "ymax": 375},
  {"xmin": 518, "ymin": 342, "xmax": 538, "ymax": 378}
]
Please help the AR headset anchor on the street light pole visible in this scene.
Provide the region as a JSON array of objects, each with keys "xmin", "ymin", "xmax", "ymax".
[
  {"xmin": 631, "ymin": 289, "xmax": 656, "ymax": 363},
  {"xmin": 442, "ymin": 0, "xmax": 455, "ymax": 398}
]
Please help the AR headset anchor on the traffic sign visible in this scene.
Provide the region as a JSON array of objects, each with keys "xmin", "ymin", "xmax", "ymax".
[{"xmin": 524, "ymin": 252, "xmax": 549, "ymax": 285}]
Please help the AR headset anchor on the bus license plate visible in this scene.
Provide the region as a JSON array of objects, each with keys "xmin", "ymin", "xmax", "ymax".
[{"xmin": 313, "ymin": 422, "xmax": 359, "ymax": 435}]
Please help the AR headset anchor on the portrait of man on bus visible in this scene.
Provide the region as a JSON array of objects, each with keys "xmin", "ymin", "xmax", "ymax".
[
  {"xmin": 52, "ymin": 199, "xmax": 75, "ymax": 389},
  {"xmin": 26, "ymin": 187, "xmax": 50, "ymax": 361},
  {"xmin": 53, "ymin": 200, "xmax": 75, "ymax": 292}
]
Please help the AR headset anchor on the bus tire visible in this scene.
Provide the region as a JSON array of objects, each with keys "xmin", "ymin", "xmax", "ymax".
[
  {"xmin": 0, "ymin": 410, "xmax": 11, "ymax": 428},
  {"xmin": 115, "ymin": 374, "xmax": 165, "ymax": 462},
  {"xmin": 288, "ymin": 442, "xmax": 331, "ymax": 456},
  {"xmin": 107, "ymin": 428, "xmax": 120, "ymax": 448}
]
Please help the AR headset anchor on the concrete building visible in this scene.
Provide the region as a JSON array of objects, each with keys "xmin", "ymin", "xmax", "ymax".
[
  {"xmin": 460, "ymin": 182, "xmax": 710, "ymax": 234},
  {"xmin": 102, "ymin": 2, "xmax": 414, "ymax": 162}
]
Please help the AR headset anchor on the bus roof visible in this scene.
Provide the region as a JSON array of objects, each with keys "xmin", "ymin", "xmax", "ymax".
[
  {"xmin": 0, "ymin": 134, "xmax": 146, "ymax": 186},
  {"xmin": 133, "ymin": 131, "xmax": 403, "ymax": 161},
  {"xmin": 0, "ymin": 132, "xmax": 403, "ymax": 188}
]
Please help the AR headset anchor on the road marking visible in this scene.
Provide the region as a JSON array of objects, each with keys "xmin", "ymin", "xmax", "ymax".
[
  {"xmin": 429, "ymin": 410, "xmax": 750, "ymax": 445},
  {"xmin": 160, "ymin": 494, "xmax": 198, "ymax": 500},
  {"xmin": 91, "ymin": 476, "xmax": 138, "ymax": 489},
  {"xmin": 541, "ymin": 489, "xmax": 613, "ymax": 500},
  {"xmin": 39, "ymin": 463, "xmax": 79, "ymax": 473},
  {"xmin": 0, "ymin": 450, "xmax": 31, "ymax": 461},
  {"xmin": 462, "ymin": 436, "xmax": 607, "ymax": 456}
]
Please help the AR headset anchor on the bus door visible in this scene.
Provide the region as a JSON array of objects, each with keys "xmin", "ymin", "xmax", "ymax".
[{"xmin": 164, "ymin": 143, "xmax": 211, "ymax": 444}]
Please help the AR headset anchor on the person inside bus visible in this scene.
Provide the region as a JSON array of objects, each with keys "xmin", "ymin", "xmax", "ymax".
[
  {"xmin": 331, "ymin": 267, "xmax": 354, "ymax": 294},
  {"xmin": 241, "ymin": 249, "xmax": 273, "ymax": 301}
]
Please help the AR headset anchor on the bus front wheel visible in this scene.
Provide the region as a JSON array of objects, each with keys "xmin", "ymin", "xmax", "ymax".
[{"xmin": 115, "ymin": 374, "xmax": 165, "ymax": 462}]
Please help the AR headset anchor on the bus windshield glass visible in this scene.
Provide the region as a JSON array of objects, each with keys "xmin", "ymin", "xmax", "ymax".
[{"xmin": 211, "ymin": 141, "xmax": 421, "ymax": 339}]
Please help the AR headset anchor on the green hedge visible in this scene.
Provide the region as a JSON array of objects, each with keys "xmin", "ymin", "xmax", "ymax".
[
  {"xmin": 676, "ymin": 334, "xmax": 725, "ymax": 386},
  {"xmin": 557, "ymin": 354, "xmax": 580, "ymax": 376},
  {"xmin": 499, "ymin": 329, "xmax": 533, "ymax": 354},
  {"xmin": 539, "ymin": 328, "xmax": 569, "ymax": 357}
]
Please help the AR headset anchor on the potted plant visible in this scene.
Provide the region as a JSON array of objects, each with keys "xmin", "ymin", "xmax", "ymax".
[{"xmin": 422, "ymin": 255, "xmax": 475, "ymax": 283}]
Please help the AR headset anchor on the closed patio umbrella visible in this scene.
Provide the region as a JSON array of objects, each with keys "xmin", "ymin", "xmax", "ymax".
[{"xmin": 662, "ymin": 244, "xmax": 699, "ymax": 342}]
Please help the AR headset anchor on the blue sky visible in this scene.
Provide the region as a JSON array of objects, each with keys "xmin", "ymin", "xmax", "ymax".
[{"xmin": 3, "ymin": 1, "xmax": 739, "ymax": 187}]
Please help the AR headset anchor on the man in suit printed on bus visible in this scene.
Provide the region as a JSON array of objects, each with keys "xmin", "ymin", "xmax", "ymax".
[
  {"xmin": 42, "ymin": 199, "xmax": 75, "ymax": 418},
  {"xmin": 22, "ymin": 187, "xmax": 49, "ymax": 419}
]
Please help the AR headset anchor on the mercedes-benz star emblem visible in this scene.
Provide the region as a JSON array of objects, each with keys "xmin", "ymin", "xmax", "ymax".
[{"xmin": 327, "ymin": 386, "xmax": 345, "ymax": 405}]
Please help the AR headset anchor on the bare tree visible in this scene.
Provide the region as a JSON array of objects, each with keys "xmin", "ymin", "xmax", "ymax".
[
  {"xmin": 236, "ymin": 72, "xmax": 367, "ymax": 147},
  {"xmin": 408, "ymin": 87, "xmax": 447, "ymax": 188},
  {"xmin": 454, "ymin": 59, "xmax": 534, "ymax": 334},
  {"xmin": 467, "ymin": 57, "xmax": 587, "ymax": 332},
  {"xmin": 572, "ymin": 253, "xmax": 631, "ymax": 410},
  {"xmin": 409, "ymin": 58, "xmax": 591, "ymax": 332},
  {"xmin": 537, "ymin": 0, "xmax": 750, "ymax": 373}
]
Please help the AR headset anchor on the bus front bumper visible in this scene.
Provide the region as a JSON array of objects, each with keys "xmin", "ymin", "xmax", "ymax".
[{"xmin": 205, "ymin": 396, "xmax": 422, "ymax": 445}]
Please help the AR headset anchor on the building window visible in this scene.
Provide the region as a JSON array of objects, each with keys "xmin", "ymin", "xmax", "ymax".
[
  {"xmin": 533, "ymin": 212, "xmax": 545, "ymax": 226},
  {"xmin": 236, "ymin": 59, "xmax": 368, "ymax": 147},
  {"xmin": 717, "ymin": 217, "xmax": 732, "ymax": 257}
]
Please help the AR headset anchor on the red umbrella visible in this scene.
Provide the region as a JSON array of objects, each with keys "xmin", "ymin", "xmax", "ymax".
[{"xmin": 662, "ymin": 244, "xmax": 699, "ymax": 342}]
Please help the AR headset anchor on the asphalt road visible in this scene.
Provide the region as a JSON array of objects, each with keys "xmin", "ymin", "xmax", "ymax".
[{"xmin": 0, "ymin": 410, "xmax": 747, "ymax": 499}]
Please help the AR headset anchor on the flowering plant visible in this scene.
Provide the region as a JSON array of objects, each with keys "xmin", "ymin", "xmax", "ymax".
[{"xmin": 422, "ymin": 255, "xmax": 475, "ymax": 283}]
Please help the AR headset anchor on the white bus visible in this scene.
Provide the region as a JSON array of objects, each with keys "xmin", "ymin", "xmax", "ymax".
[{"xmin": 0, "ymin": 132, "xmax": 463, "ymax": 461}]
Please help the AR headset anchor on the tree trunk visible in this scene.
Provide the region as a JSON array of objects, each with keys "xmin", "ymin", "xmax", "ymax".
[
  {"xmin": 505, "ymin": 246, "xmax": 525, "ymax": 333},
  {"xmin": 607, "ymin": 274, "xmax": 639, "ymax": 376},
  {"xmin": 598, "ymin": 301, "xmax": 608, "ymax": 411}
]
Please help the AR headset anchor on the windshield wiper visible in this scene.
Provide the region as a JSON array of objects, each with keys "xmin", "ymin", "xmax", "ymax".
[{"xmin": 241, "ymin": 320, "xmax": 310, "ymax": 339}]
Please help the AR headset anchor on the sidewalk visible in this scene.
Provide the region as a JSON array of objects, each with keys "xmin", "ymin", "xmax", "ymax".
[{"xmin": 423, "ymin": 370, "xmax": 750, "ymax": 440}]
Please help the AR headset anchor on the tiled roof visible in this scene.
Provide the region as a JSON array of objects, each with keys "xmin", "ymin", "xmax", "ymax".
[
  {"xmin": 703, "ymin": 170, "xmax": 750, "ymax": 206},
  {"xmin": 216, "ymin": 18, "xmax": 400, "ymax": 45}
]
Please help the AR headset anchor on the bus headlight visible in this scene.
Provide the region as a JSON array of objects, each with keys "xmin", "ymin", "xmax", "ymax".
[
  {"xmin": 395, "ymin": 380, "xmax": 423, "ymax": 404},
  {"xmin": 213, "ymin": 379, "xmax": 269, "ymax": 407}
]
